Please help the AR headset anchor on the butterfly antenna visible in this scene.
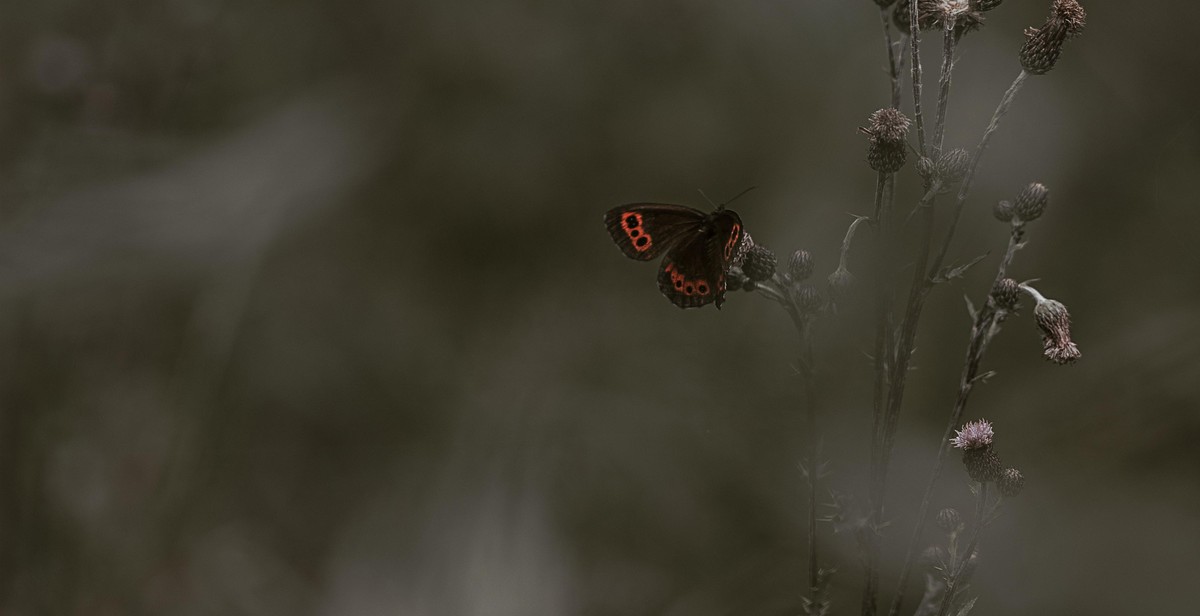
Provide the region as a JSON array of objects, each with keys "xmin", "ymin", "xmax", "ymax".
[
  {"xmin": 698, "ymin": 189, "xmax": 718, "ymax": 209},
  {"xmin": 721, "ymin": 185, "xmax": 758, "ymax": 208}
]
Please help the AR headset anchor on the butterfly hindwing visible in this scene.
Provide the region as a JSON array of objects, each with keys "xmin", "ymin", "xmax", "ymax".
[
  {"xmin": 604, "ymin": 203, "xmax": 707, "ymax": 261},
  {"xmin": 656, "ymin": 210, "xmax": 743, "ymax": 309}
]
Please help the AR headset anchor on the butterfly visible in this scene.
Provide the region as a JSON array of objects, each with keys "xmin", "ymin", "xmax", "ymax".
[{"xmin": 604, "ymin": 203, "xmax": 745, "ymax": 309}]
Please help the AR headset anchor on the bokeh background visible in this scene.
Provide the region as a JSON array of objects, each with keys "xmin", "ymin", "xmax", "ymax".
[{"xmin": 0, "ymin": 0, "xmax": 1197, "ymax": 614}]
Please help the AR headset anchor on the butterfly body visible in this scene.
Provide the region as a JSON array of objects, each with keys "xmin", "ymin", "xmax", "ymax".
[{"xmin": 604, "ymin": 203, "xmax": 743, "ymax": 309}]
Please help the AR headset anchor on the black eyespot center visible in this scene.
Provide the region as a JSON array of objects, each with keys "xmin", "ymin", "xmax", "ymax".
[
  {"xmin": 624, "ymin": 214, "xmax": 640, "ymax": 228},
  {"xmin": 635, "ymin": 236, "xmax": 648, "ymax": 247},
  {"xmin": 674, "ymin": 279, "xmax": 683, "ymax": 289},
  {"xmin": 629, "ymin": 229, "xmax": 640, "ymax": 238}
]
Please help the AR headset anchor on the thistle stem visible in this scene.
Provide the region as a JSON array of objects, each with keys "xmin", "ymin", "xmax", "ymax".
[
  {"xmin": 881, "ymin": 8, "xmax": 902, "ymax": 108},
  {"xmin": 908, "ymin": 0, "xmax": 927, "ymax": 157},
  {"xmin": 932, "ymin": 21, "xmax": 958, "ymax": 157},
  {"xmin": 936, "ymin": 483, "xmax": 989, "ymax": 616},
  {"xmin": 886, "ymin": 223, "xmax": 1026, "ymax": 616}
]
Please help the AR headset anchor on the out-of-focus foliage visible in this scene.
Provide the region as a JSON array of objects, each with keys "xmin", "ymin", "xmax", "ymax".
[{"xmin": 0, "ymin": 0, "xmax": 1197, "ymax": 614}]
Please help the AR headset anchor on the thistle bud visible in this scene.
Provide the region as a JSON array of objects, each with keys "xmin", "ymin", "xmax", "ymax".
[
  {"xmin": 789, "ymin": 249, "xmax": 815, "ymax": 281},
  {"xmin": 743, "ymin": 245, "xmax": 777, "ymax": 282},
  {"xmin": 1028, "ymin": 289, "xmax": 1082, "ymax": 364},
  {"xmin": 1020, "ymin": 0, "xmax": 1087, "ymax": 75},
  {"xmin": 1013, "ymin": 182, "xmax": 1049, "ymax": 222},
  {"xmin": 935, "ymin": 148, "xmax": 971, "ymax": 186},
  {"xmin": 863, "ymin": 108, "xmax": 911, "ymax": 173},
  {"xmin": 935, "ymin": 508, "xmax": 962, "ymax": 532},
  {"xmin": 991, "ymin": 278, "xmax": 1021, "ymax": 311},
  {"xmin": 791, "ymin": 283, "xmax": 825, "ymax": 315},
  {"xmin": 998, "ymin": 468, "xmax": 1026, "ymax": 497},
  {"xmin": 992, "ymin": 200, "xmax": 1014, "ymax": 223},
  {"xmin": 962, "ymin": 447, "xmax": 1003, "ymax": 483},
  {"xmin": 952, "ymin": 419, "xmax": 1002, "ymax": 483},
  {"xmin": 916, "ymin": 156, "xmax": 936, "ymax": 183},
  {"xmin": 893, "ymin": 0, "xmax": 983, "ymax": 35}
]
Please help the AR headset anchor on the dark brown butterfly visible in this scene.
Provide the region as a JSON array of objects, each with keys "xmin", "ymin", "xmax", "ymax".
[{"xmin": 604, "ymin": 203, "xmax": 744, "ymax": 309}]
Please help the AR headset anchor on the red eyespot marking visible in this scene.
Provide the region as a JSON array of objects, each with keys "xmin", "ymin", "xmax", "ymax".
[
  {"xmin": 665, "ymin": 263, "xmax": 710, "ymax": 297},
  {"xmin": 723, "ymin": 223, "xmax": 742, "ymax": 260},
  {"xmin": 621, "ymin": 212, "xmax": 652, "ymax": 252}
]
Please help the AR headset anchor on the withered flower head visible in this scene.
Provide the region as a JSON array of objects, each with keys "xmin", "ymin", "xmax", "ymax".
[
  {"xmin": 743, "ymin": 245, "xmax": 777, "ymax": 282},
  {"xmin": 998, "ymin": 468, "xmax": 1026, "ymax": 497},
  {"xmin": 951, "ymin": 419, "xmax": 994, "ymax": 450},
  {"xmin": 789, "ymin": 249, "xmax": 814, "ymax": 281},
  {"xmin": 1020, "ymin": 0, "xmax": 1087, "ymax": 75},
  {"xmin": 1014, "ymin": 182, "xmax": 1050, "ymax": 222},
  {"xmin": 1024, "ymin": 285, "xmax": 1082, "ymax": 364},
  {"xmin": 863, "ymin": 108, "xmax": 911, "ymax": 173}
]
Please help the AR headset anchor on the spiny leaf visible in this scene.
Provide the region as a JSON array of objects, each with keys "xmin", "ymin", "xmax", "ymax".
[{"xmin": 935, "ymin": 253, "xmax": 989, "ymax": 283}]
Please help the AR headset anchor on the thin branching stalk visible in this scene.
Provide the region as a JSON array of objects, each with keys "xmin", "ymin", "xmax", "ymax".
[
  {"xmin": 908, "ymin": 0, "xmax": 927, "ymax": 157},
  {"xmin": 932, "ymin": 21, "xmax": 958, "ymax": 156},
  {"xmin": 881, "ymin": 8, "xmax": 902, "ymax": 108},
  {"xmin": 935, "ymin": 483, "xmax": 989, "ymax": 616},
  {"xmin": 886, "ymin": 223, "xmax": 1025, "ymax": 616},
  {"xmin": 928, "ymin": 70, "xmax": 1030, "ymax": 278}
]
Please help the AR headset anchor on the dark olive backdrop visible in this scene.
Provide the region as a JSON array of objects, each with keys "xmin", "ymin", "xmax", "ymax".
[{"xmin": 0, "ymin": 1, "xmax": 1196, "ymax": 614}]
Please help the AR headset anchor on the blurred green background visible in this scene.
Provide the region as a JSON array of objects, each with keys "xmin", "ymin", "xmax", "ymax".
[{"xmin": 0, "ymin": 0, "xmax": 1197, "ymax": 614}]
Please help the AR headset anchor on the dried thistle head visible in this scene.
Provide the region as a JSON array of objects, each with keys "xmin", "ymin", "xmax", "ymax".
[
  {"xmin": 1024, "ymin": 285, "xmax": 1082, "ymax": 364},
  {"xmin": 790, "ymin": 283, "xmax": 826, "ymax": 315},
  {"xmin": 1020, "ymin": 0, "xmax": 1087, "ymax": 74},
  {"xmin": 863, "ymin": 108, "xmax": 911, "ymax": 173},
  {"xmin": 731, "ymin": 231, "xmax": 754, "ymax": 268}
]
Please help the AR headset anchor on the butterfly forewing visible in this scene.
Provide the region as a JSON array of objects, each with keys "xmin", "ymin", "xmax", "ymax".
[{"xmin": 604, "ymin": 203, "xmax": 707, "ymax": 261}]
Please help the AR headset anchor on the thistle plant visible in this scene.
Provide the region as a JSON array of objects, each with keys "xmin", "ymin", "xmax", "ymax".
[{"xmin": 604, "ymin": 1, "xmax": 1088, "ymax": 614}]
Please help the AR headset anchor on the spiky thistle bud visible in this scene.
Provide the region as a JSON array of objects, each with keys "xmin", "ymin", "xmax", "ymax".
[
  {"xmin": 935, "ymin": 508, "xmax": 962, "ymax": 532},
  {"xmin": 1020, "ymin": 0, "xmax": 1087, "ymax": 75},
  {"xmin": 789, "ymin": 249, "xmax": 814, "ymax": 281},
  {"xmin": 998, "ymin": 468, "xmax": 1026, "ymax": 497},
  {"xmin": 791, "ymin": 283, "xmax": 825, "ymax": 315},
  {"xmin": 935, "ymin": 148, "xmax": 971, "ymax": 186},
  {"xmin": 743, "ymin": 245, "xmax": 777, "ymax": 282},
  {"xmin": 1025, "ymin": 286, "xmax": 1081, "ymax": 364},
  {"xmin": 863, "ymin": 108, "xmax": 911, "ymax": 173},
  {"xmin": 991, "ymin": 278, "xmax": 1021, "ymax": 311},
  {"xmin": 993, "ymin": 200, "xmax": 1014, "ymax": 222},
  {"xmin": 1014, "ymin": 182, "xmax": 1049, "ymax": 222}
]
